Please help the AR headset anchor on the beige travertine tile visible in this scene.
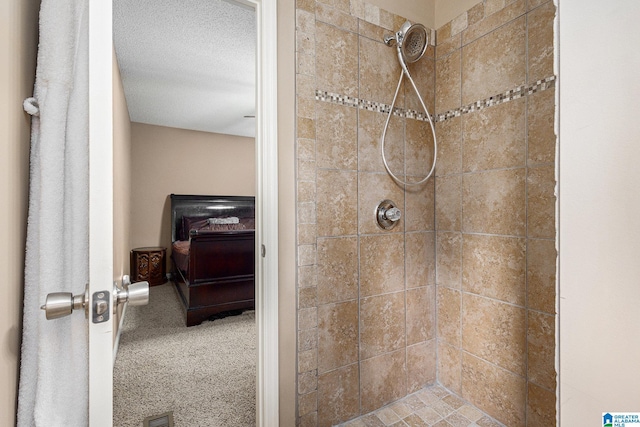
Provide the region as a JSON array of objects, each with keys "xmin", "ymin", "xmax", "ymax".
[
  {"xmin": 406, "ymin": 58, "xmax": 436, "ymax": 115},
  {"xmin": 379, "ymin": 8, "xmax": 395, "ymax": 31},
  {"xmin": 359, "ymin": 108, "xmax": 404, "ymax": 174},
  {"xmin": 526, "ymin": 238, "xmax": 556, "ymax": 314},
  {"xmin": 467, "ymin": 2, "xmax": 485, "ymax": 26},
  {"xmin": 358, "ymin": 172, "xmax": 405, "ymax": 235},
  {"xmin": 407, "ymin": 341, "xmax": 437, "ymax": 393},
  {"xmin": 299, "ymin": 411, "xmax": 318, "ymax": 427},
  {"xmin": 349, "ymin": 0, "xmax": 365, "ymax": 19},
  {"xmin": 527, "ymin": 1, "xmax": 555, "ymax": 83},
  {"xmin": 299, "ymin": 286, "xmax": 317, "ymax": 308},
  {"xmin": 317, "ymin": 237, "xmax": 358, "ymax": 304},
  {"xmin": 461, "ymin": 353, "xmax": 526, "ymax": 426},
  {"xmin": 318, "ymin": 0, "xmax": 350, "ymax": 14},
  {"xmin": 299, "ymin": 265, "xmax": 317, "ymax": 288},
  {"xmin": 436, "ymin": 49, "xmax": 461, "ymax": 113},
  {"xmin": 451, "ymin": 12, "xmax": 468, "ymax": 37},
  {"xmin": 438, "ymin": 342, "xmax": 462, "ymax": 394},
  {"xmin": 462, "ymin": 294, "xmax": 526, "ymax": 375},
  {"xmin": 435, "ymin": 174, "xmax": 462, "ymax": 231},
  {"xmin": 462, "ymin": 234, "xmax": 526, "ymax": 306},
  {"xmin": 297, "ymin": 73, "xmax": 316, "ymax": 100},
  {"xmin": 445, "ymin": 411, "xmax": 473, "ymax": 427},
  {"xmin": 485, "ymin": 0, "xmax": 506, "ymax": 16},
  {"xmin": 463, "ymin": 0, "xmax": 526, "ymax": 45},
  {"xmin": 297, "ymin": 31, "xmax": 316, "ymax": 56},
  {"xmin": 360, "ymin": 349, "xmax": 407, "ymax": 413},
  {"xmin": 298, "ymin": 223, "xmax": 317, "ymax": 245},
  {"xmin": 376, "ymin": 407, "xmax": 401, "ymax": 425},
  {"xmin": 299, "ymin": 370, "xmax": 317, "ymax": 395},
  {"xmin": 457, "ymin": 404, "xmax": 484, "ymax": 422},
  {"xmin": 297, "ymin": 51, "xmax": 315, "ymax": 76},
  {"xmin": 437, "ymin": 21, "xmax": 452, "ymax": 42},
  {"xmin": 359, "ymin": 18, "xmax": 388, "ymax": 42},
  {"xmin": 527, "ymin": 0, "xmax": 551, "ymax": 10},
  {"xmin": 462, "ymin": 16, "xmax": 526, "ymax": 105},
  {"xmin": 527, "ymin": 310, "xmax": 556, "ymax": 390},
  {"xmin": 360, "ymin": 292, "xmax": 406, "ymax": 359},
  {"xmin": 476, "ymin": 416, "xmax": 503, "ymax": 427},
  {"xmin": 462, "ymin": 168, "xmax": 526, "ymax": 236},
  {"xmin": 527, "ymin": 165, "xmax": 556, "ymax": 239},
  {"xmin": 405, "ymin": 179, "xmax": 435, "ymax": 232},
  {"xmin": 298, "ymin": 328, "xmax": 317, "ymax": 352},
  {"xmin": 436, "ymin": 231, "xmax": 462, "ymax": 288},
  {"xmin": 296, "ymin": 0, "xmax": 315, "ymax": 14},
  {"xmin": 435, "ymin": 116, "xmax": 462, "ymax": 177},
  {"xmin": 315, "ymin": 2, "xmax": 358, "ymax": 32},
  {"xmin": 406, "ymin": 285, "xmax": 436, "ymax": 344},
  {"xmin": 526, "ymin": 382, "xmax": 556, "ymax": 426},
  {"xmin": 436, "ymin": 33, "xmax": 461, "ymax": 59},
  {"xmin": 316, "ymin": 169, "xmax": 358, "ymax": 237},
  {"xmin": 297, "ymin": 9, "xmax": 316, "ymax": 34},
  {"xmin": 437, "ymin": 286, "xmax": 462, "ymax": 346},
  {"xmin": 299, "ymin": 307, "xmax": 318, "ymax": 330},
  {"xmin": 360, "ymin": 233, "xmax": 405, "ymax": 297},
  {"xmin": 316, "ymin": 21, "xmax": 358, "ymax": 97},
  {"xmin": 298, "ymin": 158, "xmax": 316, "ymax": 181},
  {"xmin": 364, "ymin": 3, "xmax": 380, "ymax": 26},
  {"xmin": 299, "ymin": 391, "xmax": 317, "ymax": 418},
  {"xmin": 406, "ymin": 233, "xmax": 436, "ymax": 289},
  {"xmin": 317, "ymin": 364, "xmax": 360, "ymax": 427},
  {"xmin": 298, "ymin": 244, "xmax": 317, "ymax": 266},
  {"xmin": 463, "ymin": 97, "xmax": 526, "ymax": 172},
  {"xmin": 316, "ymin": 102, "xmax": 358, "ymax": 170},
  {"xmin": 404, "ymin": 413, "xmax": 430, "ymax": 426},
  {"xmin": 406, "ymin": 119, "xmax": 436, "ymax": 179},
  {"xmin": 298, "ymin": 348, "xmax": 317, "ymax": 373},
  {"xmin": 360, "ymin": 36, "xmax": 404, "ymax": 105},
  {"xmin": 318, "ymin": 301, "xmax": 359, "ymax": 373},
  {"xmin": 297, "ymin": 136, "xmax": 315, "ymax": 159},
  {"xmin": 527, "ymin": 87, "xmax": 556, "ymax": 165},
  {"xmin": 298, "ymin": 180, "xmax": 316, "ymax": 203},
  {"xmin": 298, "ymin": 202, "xmax": 316, "ymax": 225},
  {"xmin": 297, "ymin": 116, "xmax": 315, "ymax": 139}
]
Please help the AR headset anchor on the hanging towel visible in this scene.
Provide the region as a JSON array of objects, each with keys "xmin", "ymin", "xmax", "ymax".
[{"xmin": 17, "ymin": 0, "xmax": 90, "ymax": 426}]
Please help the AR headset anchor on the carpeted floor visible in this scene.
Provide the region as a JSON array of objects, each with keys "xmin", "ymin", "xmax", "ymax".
[{"xmin": 113, "ymin": 282, "xmax": 256, "ymax": 427}]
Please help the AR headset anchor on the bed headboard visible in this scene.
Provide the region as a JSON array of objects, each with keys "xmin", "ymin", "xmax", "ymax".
[{"xmin": 170, "ymin": 194, "xmax": 255, "ymax": 242}]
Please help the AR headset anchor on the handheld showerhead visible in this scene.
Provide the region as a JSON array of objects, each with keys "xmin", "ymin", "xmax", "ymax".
[{"xmin": 397, "ymin": 21, "xmax": 428, "ymax": 64}]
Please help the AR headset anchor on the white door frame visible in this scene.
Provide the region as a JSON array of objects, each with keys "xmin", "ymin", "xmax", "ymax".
[{"xmin": 87, "ymin": 0, "xmax": 279, "ymax": 425}]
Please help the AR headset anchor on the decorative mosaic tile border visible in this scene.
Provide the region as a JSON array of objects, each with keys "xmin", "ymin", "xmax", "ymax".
[{"xmin": 315, "ymin": 75, "xmax": 556, "ymax": 123}]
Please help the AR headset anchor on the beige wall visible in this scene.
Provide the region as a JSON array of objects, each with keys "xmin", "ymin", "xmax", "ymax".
[
  {"xmin": 558, "ymin": 0, "xmax": 640, "ymax": 424},
  {"xmin": 0, "ymin": 0, "xmax": 39, "ymax": 425},
  {"xmin": 434, "ymin": 0, "xmax": 481, "ymax": 29},
  {"xmin": 130, "ymin": 123, "xmax": 255, "ymax": 264},
  {"xmin": 366, "ymin": 0, "xmax": 435, "ymax": 28},
  {"xmin": 434, "ymin": 2, "xmax": 556, "ymax": 426}
]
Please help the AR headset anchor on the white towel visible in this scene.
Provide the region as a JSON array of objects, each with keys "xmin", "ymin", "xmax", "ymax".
[
  {"xmin": 18, "ymin": 0, "xmax": 90, "ymax": 426},
  {"xmin": 209, "ymin": 216, "xmax": 240, "ymax": 225}
]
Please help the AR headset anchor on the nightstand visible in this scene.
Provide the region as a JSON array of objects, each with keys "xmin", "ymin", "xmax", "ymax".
[{"xmin": 130, "ymin": 247, "xmax": 167, "ymax": 286}]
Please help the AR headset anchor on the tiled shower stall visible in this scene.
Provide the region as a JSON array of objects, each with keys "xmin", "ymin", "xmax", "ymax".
[{"xmin": 295, "ymin": 0, "xmax": 556, "ymax": 426}]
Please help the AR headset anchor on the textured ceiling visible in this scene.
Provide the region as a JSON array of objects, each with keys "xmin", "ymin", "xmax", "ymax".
[{"xmin": 113, "ymin": 0, "xmax": 256, "ymax": 138}]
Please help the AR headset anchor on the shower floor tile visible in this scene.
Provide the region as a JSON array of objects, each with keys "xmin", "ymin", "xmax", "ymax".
[{"xmin": 337, "ymin": 385, "xmax": 505, "ymax": 427}]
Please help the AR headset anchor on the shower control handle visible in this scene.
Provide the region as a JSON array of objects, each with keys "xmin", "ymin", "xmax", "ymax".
[
  {"xmin": 376, "ymin": 200, "xmax": 401, "ymax": 230},
  {"xmin": 384, "ymin": 207, "xmax": 401, "ymax": 222}
]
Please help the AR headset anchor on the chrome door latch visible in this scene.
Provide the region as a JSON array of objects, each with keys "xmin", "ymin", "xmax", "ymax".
[
  {"xmin": 40, "ymin": 284, "xmax": 111, "ymax": 323},
  {"xmin": 92, "ymin": 291, "xmax": 110, "ymax": 324}
]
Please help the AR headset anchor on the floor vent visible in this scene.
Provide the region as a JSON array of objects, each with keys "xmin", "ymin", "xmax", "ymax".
[{"xmin": 143, "ymin": 411, "xmax": 174, "ymax": 427}]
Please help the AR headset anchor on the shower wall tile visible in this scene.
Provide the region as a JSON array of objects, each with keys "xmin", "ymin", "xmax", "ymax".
[
  {"xmin": 527, "ymin": 165, "xmax": 556, "ymax": 239},
  {"xmin": 405, "ymin": 233, "xmax": 436, "ymax": 289},
  {"xmin": 405, "ymin": 180, "xmax": 435, "ymax": 232},
  {"xmin": 317, "ymin": 0, "xmax": 350, "ymax": 15},
  {"xmin": 484, "ymin": 0, "xmax": 506, "ymax": 17},
  {"xmin": 436, "ymin": 286, "xmax": 462, "ymax": 347},
  {"xmin": 467, "ymin": 2, "xmax": 485, "ymax": 27},
  {"xmin": 360, "ymin": 349, "xmax": 408, "ymax": 413},
  {"xmin": 462, "ymin": 0, "xmax": 526, "ymax": 46},
  {"xmin": 298, "ymin": 348, "xmax": 317, "ymax": 373},
  {"xmin": 462, "ymin": 294, "xmax": 526, "ymax": 376},
  {"xmin": 462, "ymin": 234, "xmax": 526, "ymax": 306},
  {"xmin": 298, "ymin": 223, "xmax": 317, "ymax": 245},
  {"xmin": 436, "ymin": 49, "xmax": 461, "ymax": 113},
  {"xmin": 435, "ymin": 174, "xmax": 462, "ymax": 231},
  {"xmin": 359, "ymin": 291, "xmax": 406, "ymax": 359},
  {"xmin": 298, "ymin": 286, "xmax": 317, "ymax": 309},
  {"xmin": 437, "ymin": 342, "xmax": 462, "ymax": 394},
  {"xmin": 406, "ymin": 285, "xmax": 436, "ymax": 344},
  {"xmin": 360, "ymin": 233, "xmax": 406, "ymax": 297},
  {"xmin": 527, "ymin": 87, "xmax": 556, "ymax": 165},
  {"xmin": 316, "ymin": 102, "xmax": 358, "ymax": 170},
  {"xmin": 316, "ymin": 169, "xmax": 358, "ymax": 237},
  {"xmin": 359, "ymin": 36, "xmax": 404, "ymax": 106},
  {"xmin": 462, "ymin": 16, "xmax": 526, "ymax": 105},
  {"xmin": 317, "ymin": 364, "xmax": 360, "ymax": 427},
  {"xmin": 527, "ymin": 310, "xmax": 556, "ymax": 390},
  {"xmin": 527, "ymin": 0, "xmax": 552, "ymax": 11},
  {"xmin": 358, "ymin": 172, "xmax": 405, "ymax": 235},
  {"xmin": 462, "ymin": 168, "xmax": 526, "ymax": 236},
  {"xmin": 526, "ymin": 382, "xmax": 556, "ymax": 427},
  {"xmin": 315, "ymin": 2, "xmax": 358, "ymax": 33},
  {"xmin": 316, "ymin": 21, "xmax": 358, "ymax": 97},
  {"xmin": 435, "ymin": 116, "xmax": 462, "ymax": 177},
  {"xmin": 406, "ymin": 58, "xmax": 436, "ymax": 114},
  {"xmin": 359, "ymin": 18, "xmax": 388, "ymax": 41},
  {"xmin": 436, "ymin": 33, "xmax": 461, "ymax": 59},
  {"xmin": 317, "ymin": 237, "xmax": 358, "ymax": 304},
  {"xmin": 407, "ymin": 340, "xmax": 437, "ymax": 393},
  {"xmin": 297, "ymin": 73, "xmax": 317, "ymax": 99},
  {"xmin": 462, "ymin": 97, "xmax": 526, "ymax": 172},
  {"xmin": 297, "ymin": 9, "xmax": 317, "ymax": 35},
  {"xmin": 299, "ymin": 307, "xmax": 318, "ymax": 331},
  {"xmin": 298, "ymin": 391, "xmax": 317, "ymax": 417},
  {"xmin": 405, "ymin": 119, "xmax": 435, "ymax": 178},
  {"xmin": 527, "ymin": 1, "xmax": 555, "ymax": 83},
  {"xmin": 317, "ymin": 301, "xmax": 359, "ymax": 373},
  {"xmin": 436, "ymin": 231, "xmax": 462, "ymax": 289},
  {"xmin": 358, "ymin": 108, "xmax": 404, "ymax": 174},
  {"xmin": 526, "ymin": 238, "xmax": 557, "ymax": 314},
  {"xmin": 461, "ymin": 353, "xmax": 526, "ymax": 427},
  {"xmin": 298, "ymin": 181, "xmax": 316, "ymax": 203},
  {"xmin": 438, "ymin": 21, "xmax": 452, "ymax": 42},
  {"xmin": 299, "ymin": 413, "xmax": 318, "ymax": 427},
  {"xmin": 297, "ymin": 117, "xmax": 316, "ymax": 139},
  {"xmin": 451, "ymin": 12, "xmax": 468, "ymax": 37}
]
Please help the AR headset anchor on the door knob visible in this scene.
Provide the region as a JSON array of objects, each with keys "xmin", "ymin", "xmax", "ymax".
[
  {"xmin": 40, "ymin": 286, "xmax": 89, "ymax": 320},
  {"xmin": 114, "ymin": 275, "xmax": 149, "ymax": 313}
]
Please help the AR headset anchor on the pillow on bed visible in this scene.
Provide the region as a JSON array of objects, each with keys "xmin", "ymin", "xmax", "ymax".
[{"xmin": 180, "ymin": 216, "xmax": 209, "ymax": 240}]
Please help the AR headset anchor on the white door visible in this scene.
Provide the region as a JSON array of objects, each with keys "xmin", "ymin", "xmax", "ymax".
[{"xmin": 83, "ymin": 1, "xmax": 280, "ymax": 426}]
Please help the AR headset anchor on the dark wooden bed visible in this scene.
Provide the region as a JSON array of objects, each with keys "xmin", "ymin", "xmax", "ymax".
[{"xmin": 170, "ymin": 194, "xmax": 255, "ymax": 326}]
